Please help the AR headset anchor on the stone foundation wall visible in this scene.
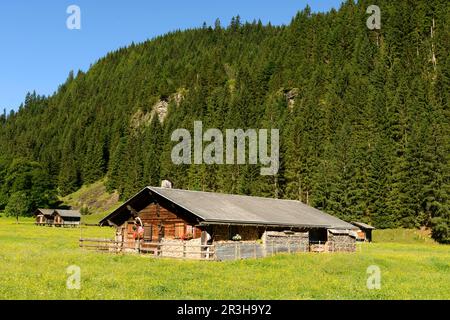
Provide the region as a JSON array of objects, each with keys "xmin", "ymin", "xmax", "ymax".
[
  {"xmin": 212, "ymin": 225, "xmax": 260, "ymax": 241},
  {"xmin": 160, "ymin": 238, "xmax": 208, "ymax": 259},
  {"xmin": 212, "ymin": 226, "xmax": 229, "ymax": 241},
  {"xmin": 236, "ymin": 226, "xmax": 260, "ymax": 241},
  {"xmin": 327, "ymin": 234, "xmax": 356, "ymax": 252}
]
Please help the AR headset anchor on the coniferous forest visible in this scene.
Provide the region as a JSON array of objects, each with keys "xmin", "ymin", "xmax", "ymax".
[{"xmin": 0, "ymin": 0, "xmax": 449, "ymax": 242}]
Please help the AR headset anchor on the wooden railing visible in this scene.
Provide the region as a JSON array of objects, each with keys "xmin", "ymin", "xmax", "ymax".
[
  {"xmin": 36, "ymin": 221, "xmax": 80, "ymax": 227},
  {"xmin": 79, "ymin": 238, "xmax": 216, "ymax": 260},
  {"xmin": 309, "ymin": 241, "xmax": 356, "ymax": 253}
]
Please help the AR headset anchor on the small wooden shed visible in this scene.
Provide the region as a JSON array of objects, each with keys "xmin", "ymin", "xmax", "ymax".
[
  {"xmin": 350, "ymin": 221, "xmax": 375, "ymax": 242},
  {"xmin": 96, "ymin": 187, "xmax": 359, "ymax": 259},
  {"xmin": 34, "ymin": 209, "xmax": 81, "ymax": 227},
  {"xmin": 53, "ymin": 210, "xmax": 81, "ymax": 227}
]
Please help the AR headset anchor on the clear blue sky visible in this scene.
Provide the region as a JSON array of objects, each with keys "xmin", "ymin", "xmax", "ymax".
[{"xmin": 0, "ymin": 0, "xmax": 342, "ymax": 112}]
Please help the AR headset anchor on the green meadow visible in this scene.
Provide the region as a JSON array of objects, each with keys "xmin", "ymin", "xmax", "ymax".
[{"xmin": 0, "ymin": 217, "xmax": 448, "ymax": 300}]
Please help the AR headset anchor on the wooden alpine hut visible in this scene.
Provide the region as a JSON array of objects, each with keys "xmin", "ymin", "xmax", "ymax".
[
  {"xmin": 95, "ymin": 186, "xmax": 358, "ymax": 260},
  {"xmin": 34, "ymin": 209, "xmax": 55, "ymax": 226},
  {"xmin": 350, "ymin": 221, "xmax": 375, "ymax": 242}
]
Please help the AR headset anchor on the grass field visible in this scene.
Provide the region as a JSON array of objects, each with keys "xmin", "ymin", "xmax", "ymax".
[{"xmin": 0, "ymin": 217, "xmax": 449, "ymax": 300}]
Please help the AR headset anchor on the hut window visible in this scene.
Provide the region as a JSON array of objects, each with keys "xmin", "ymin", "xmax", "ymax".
[
  {"xmin": 175, "ymin": 223, "xmax": 185, "ymax": 239},
  {"xmin": 228, "ymin": 226, "xmax": 238, "ymax": 240}
]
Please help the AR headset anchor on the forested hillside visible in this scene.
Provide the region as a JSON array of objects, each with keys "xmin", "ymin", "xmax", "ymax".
[{"xmin": 0, "ymin": 0, "xmax": 449, "ymax": 242}]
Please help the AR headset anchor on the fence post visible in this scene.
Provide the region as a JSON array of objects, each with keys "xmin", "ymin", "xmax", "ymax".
[
  {"xmin": 235, "ymin": 242, "xmax": 238, "ymax": 260},
  {"xmin": 288, "ymin": 240, "xmax": 291, "ymax": 254},
  {"xmin": 183, "ymin": 242, "xmax": 186, "ymax": 258},
  {"xmin": 272, "ymin": 240, "xmax": 274, "ymax": 256},
  {"xmin": 238, "ymin": 243, "xmax": 241, "ymax": 259},
  {"xmin": 254, "ymin": 242, "xmax": 257, "ymax": 258}
]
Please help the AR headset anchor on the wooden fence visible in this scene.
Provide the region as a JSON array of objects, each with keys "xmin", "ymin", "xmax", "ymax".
[{"xmin": 309, "ymin": 241, "xmax": 357, "ymax": 253}]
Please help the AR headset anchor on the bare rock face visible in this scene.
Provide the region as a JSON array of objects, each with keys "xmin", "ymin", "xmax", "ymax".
[
  {"xmin": 173, "ymin": 92, "xmax": 184, "ymax": 106},
  {"xmin": 130, "ymin": 99, "xmax": 169, "ymax": 130},
  {"xmin": 285, "ymin": 88, "xmax": 299, "ymax": 100},
  {"xmin": 129, "ymin": 90, "xmax": 185, "ymax": 131},
  {"xmin": 284, "ymin": 88, "xmax": 299, "ymax": 110}
]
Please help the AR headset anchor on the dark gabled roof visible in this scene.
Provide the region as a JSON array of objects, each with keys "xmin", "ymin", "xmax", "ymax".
[
  {"xmin": 34, "ymin": 209, "xmax": 56, "ymax": 217},
  {"xmin": 100, "ymin": 187, "xmax": 357, "ymax": 230},
  {"xmin": 34, "ymin": 209, "xmax": 81, "ymax": 219},
  {"xmin": 54, "ymin": 209, "xmax": 81, "ymax": 219},
  {"xmin": 351, "ymin": 221, "xmax": 375, "ymax": 230}
]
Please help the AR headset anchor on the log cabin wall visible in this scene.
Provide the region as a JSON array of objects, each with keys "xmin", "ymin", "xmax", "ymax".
[
  {"xmin": 211, "ymin": 225, "xmax": 310, "ymax": 242},
  {"xmin": 327, "ymin": 233, "xmax": 356, "ymax": 252},
  {"xmin": 135, "ymin": 202, "xmax": 202, "ymax": 242}
]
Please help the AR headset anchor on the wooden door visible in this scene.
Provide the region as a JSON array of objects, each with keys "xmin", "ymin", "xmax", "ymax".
[
  {"xmin": 143, "ymin": 225, "xmax": 152, "ymax": 241},
  {"xmin": 158, "ymin": 223, "xmax": 165, "ymax": 241}
]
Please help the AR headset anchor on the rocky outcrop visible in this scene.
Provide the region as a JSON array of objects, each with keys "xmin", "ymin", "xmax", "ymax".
[
  {"xmin": 130, "ymin": 109, "xmax": 152, "ymax": 130},
  {"xmin": 129, "ymin": 90, "xmax": 185, "ymax": 130},
  {"xmin": 160, "ymin": 238, "xmax": 203, "ymax": 259},
  {"xmin": 153, "ymin": 100, "xmax": 169, "ymax": 123}
]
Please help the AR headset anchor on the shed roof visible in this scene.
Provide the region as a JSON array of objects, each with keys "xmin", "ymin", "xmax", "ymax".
[
  {"xmin": 34, "ymin": 209, "xmax": 56, "ymax": 217},
  {"xmin": 350, "ymin": 221, "xmax": 375, "ymax": 230},
  {"xmin": 100, "ymin": 187, "xmax": 356, "ymax": 230},
  {"xmin": 54, "ymin": 210, "xmax": 81, "ymax": 219},
  {"xmin": 328, "ymin": 229, "xmax": 358, "ymax": 238}
]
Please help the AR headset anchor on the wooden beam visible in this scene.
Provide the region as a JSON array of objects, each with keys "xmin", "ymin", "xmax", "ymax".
[{"xmin": 126, "ymin": 205, "xmax": 138, "ymax": 217}]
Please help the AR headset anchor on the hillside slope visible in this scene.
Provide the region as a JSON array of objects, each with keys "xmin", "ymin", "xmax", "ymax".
[{"xmin": 60, "ymin": 179, "xmax": 120, "ymax": 224}]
